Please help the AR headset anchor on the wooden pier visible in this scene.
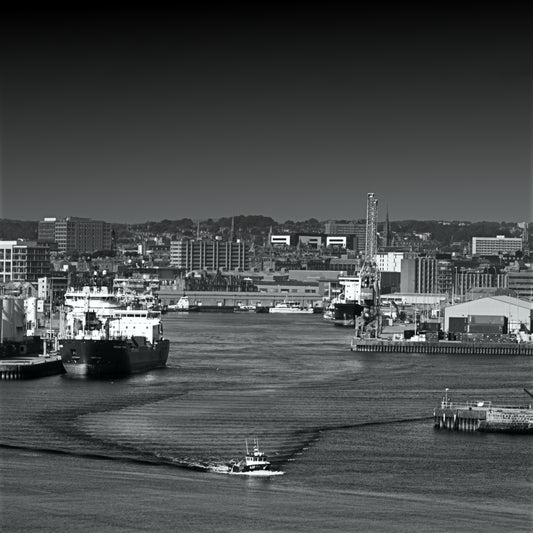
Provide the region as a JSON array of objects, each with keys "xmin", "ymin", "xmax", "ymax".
[
  {"xmin": 0, "ymin": 355, "xmax": 65, "ymax": 380},
  {"xmin": 350, "ymin": 339, "xmax": 533, "ymax": 355}
]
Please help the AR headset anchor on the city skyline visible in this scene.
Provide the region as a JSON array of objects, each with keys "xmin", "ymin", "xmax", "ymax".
[{"xmin": 1, "ymin": 6, "xmax": 532, "ymax": 224}]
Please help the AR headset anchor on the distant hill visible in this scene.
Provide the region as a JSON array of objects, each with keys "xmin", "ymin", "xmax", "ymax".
[
  {"xmin": 0, "ymin": 217, "xmax": 528, "ymax": 247},
  {"xmin": 0, "ymin": 219, "xmax": 38, "ymax": 240}
]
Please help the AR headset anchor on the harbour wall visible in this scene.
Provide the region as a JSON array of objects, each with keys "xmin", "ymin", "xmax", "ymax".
[
  {"xmin": 350, "ymin": 339, "xmax": 533, "ymax": 355},
  {"xmin": 0, "ymin": 356, "xmax": 65, "ymax": 380},
  {"xmin": 157, "ymin": 289, "xmax": 321, "ymax": 309}
]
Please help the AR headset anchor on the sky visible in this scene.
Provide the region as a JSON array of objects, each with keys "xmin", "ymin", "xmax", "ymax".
[{"xmin": 1, "ymin": 5, "xmax": 532, "ymax": 224}]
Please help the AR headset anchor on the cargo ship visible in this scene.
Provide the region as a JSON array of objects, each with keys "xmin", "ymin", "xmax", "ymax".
[
  {"xmin": 433, "ymin": 388, "xmax": 533, "ymax": 433},
  {"xmin": 59, "ymin": 301, "xmax": 169, "ymax": 377},
  {"xmin": 332, "ymin": 265, "xmax": 379, "ymax": 327}
]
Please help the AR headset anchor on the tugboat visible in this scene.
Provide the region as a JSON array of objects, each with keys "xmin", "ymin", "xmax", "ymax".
[{"xmin": 228, "ymin": 439, "xmax": 275, "ymax": 474}]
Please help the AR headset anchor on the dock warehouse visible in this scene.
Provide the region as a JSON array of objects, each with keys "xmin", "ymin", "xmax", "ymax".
[{"xmin": 443, "ymin": 295, "xmax": 533, "ymax": 334}]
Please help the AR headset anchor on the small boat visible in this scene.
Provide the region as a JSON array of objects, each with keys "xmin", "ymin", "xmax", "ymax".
[
  {"xmin": 167, "ymin": 296, "xmax": 199, "ymax": 312},
  {"xmin": 235, "ymin": 304, "xmax": 257, "ymax": 312},
  {"xmin": 228, "ymin": 439, "xmax": 279, "ymax": 474},
  {"xmin": 269, "ymin": 301, "xmax": 314, "ymax": 314}
]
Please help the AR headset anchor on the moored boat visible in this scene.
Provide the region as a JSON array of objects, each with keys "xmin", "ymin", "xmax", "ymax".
[
  {"xmin": 269, "ymin": 301, "xmax": 314, "ymax": 314},
  {"xmin": 167, "ymin": 296, "xmax": 199, "ymax": 312},
  {"xmin": 59, "ymin": 295, "xmax": 169, "ymax": 377}
]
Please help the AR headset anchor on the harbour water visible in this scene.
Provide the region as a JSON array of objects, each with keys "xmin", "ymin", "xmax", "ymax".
[{"xmin": 1, "ymin": 313, "xmax": 532, "ymax": 532}]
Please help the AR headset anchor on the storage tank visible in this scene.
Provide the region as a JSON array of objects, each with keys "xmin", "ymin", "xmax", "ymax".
[{"xmin": 1, "ymin": 297, "xmax": 26, "ymax": 342}]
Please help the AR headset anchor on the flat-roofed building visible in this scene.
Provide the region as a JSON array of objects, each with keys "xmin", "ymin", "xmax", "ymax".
[
  {"xmin": 38, "ymin": 216, "xmax": 112, "ymax": 253},
  {"xmin": 375, "ymin": 252, "xmax": 404, "ymax": 273},
  {"xmin": 1, "ymin": 240, "xmax": 51, "ymax": 283},
  {"xmin": 269, "ymin": 234, "xmax": 292, "ymax": 246},
  {"xmin": 472, "ymin": 235, "xmax": 522, "ymax": 256},
  {"xmin": 400, "ymin": 257, "xmax": 454, "ymax": 296},
  {"xmin": 170, "ymin": 239, "xmax": 250, "ymax": 271},
  {"xmin": 325, "ymin": 221, "xmax": 366, "ymax": 253},
  {"xmin": 507, "ymin": 270, "xmax": 533, "ymax": 301},
  {"xmin": 298, "ymin": 235, "xmax": 322, "ymax": 248}
]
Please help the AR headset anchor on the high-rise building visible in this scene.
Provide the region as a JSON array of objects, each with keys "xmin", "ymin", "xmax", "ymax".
[
  {"xmin": 170, "ymin": 239, "xmax": 250, "ymax": 271},
  {"xmin": 38, "ymin": 217, "xmax": 112, "ymax": 254},
  {"xmin": 400, "ymin": 256, "xmax": 453, "ymax": 295},
  {"xmin": 365, "ymin": 193, "xmax": 378, "ymax": 261},
  {"xmin": 0, "ymin": 240, "xmax": 51, "ymax": 283}
]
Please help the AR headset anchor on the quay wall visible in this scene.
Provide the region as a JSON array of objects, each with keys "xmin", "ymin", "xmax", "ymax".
[
  {"xmin": 350, "ymin": 340, "xmax": 533, "ymax": 355},
  {"xmin": 0, "ymin": 356, "xmax": 65, "ymax": 380},
  {"xmin": 157, "ymin": 289, "xmax": 321, "ymax": 308}
]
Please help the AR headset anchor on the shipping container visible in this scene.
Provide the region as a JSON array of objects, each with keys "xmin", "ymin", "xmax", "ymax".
[
  {"xmin": 421, "ymin": 321, "xmax": 440, "ymax": 332},
  {"xmin": 468, "ymin": 315, "xmax": 506, "ymax": 325},
  {"xmin": 449, "ymin": 316, "xmax": 468, "ymax": 333},
  {"xmin": 468, "ymin": 324, "xmax": 506, "ymax": 334}
]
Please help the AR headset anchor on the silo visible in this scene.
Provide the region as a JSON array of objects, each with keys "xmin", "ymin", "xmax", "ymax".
[{"xmin": 0, "ymin": 297, "xmax": 26, "ymax": 342}]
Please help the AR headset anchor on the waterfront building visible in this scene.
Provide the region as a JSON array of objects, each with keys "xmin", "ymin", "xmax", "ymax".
[
  {"xmin": 38, "ymin": 216, "xmax": 112, "ymax": 254},
  {"xmin": 0, "ymin": 240, "xmax": 51, "ymax": 283},
  {"xmin": 472, "ymin": 235, "xmax": 522, "ymax": 256},
  {"xmin": 443, "ymin": 295, "xmax": 533, "ymax": 334},
  {"xmin": 170, "ymin": 239, "xmax": 250, "ymax": 271}
]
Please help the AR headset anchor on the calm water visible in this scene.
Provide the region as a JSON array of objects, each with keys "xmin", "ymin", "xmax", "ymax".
[{"xmin": 1, "ymin": 313, "xmax": 532, "ymax": 532}]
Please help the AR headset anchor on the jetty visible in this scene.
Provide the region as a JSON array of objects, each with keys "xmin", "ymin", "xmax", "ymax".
[
  {"xmin": 433, "ymin": 389, "xmax": 533, "ymax": 433},
  {"xmin": 350, "ymin": 338, "xmax": 533, "ymax": 355},
  {"xmin": 0, "ymin": 355, "xmax": 65, "ymax": 380}
]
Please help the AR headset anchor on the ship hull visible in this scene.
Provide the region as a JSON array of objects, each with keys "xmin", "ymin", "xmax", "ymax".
[
  {"xmin": 333, "ymin": 302, "xmax": 364, "ymax": 327},
  {"xmin": 269, "ymin": 308, "xmax": 314, "ymax": 314},
  {"xmin": 59, "ymin": 338, "xmax": 170, "ymax": 377}
]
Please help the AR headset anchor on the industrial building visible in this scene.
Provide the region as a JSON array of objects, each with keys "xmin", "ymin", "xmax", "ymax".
[{"xmin": 443, "ymin": 295, "xmax": 533, "ymax": 334}]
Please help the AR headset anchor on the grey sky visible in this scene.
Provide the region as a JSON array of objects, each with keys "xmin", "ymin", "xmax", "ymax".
[{"xmin": 1, "ymin": 6, "xmax": 531, "ymax": 223}]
